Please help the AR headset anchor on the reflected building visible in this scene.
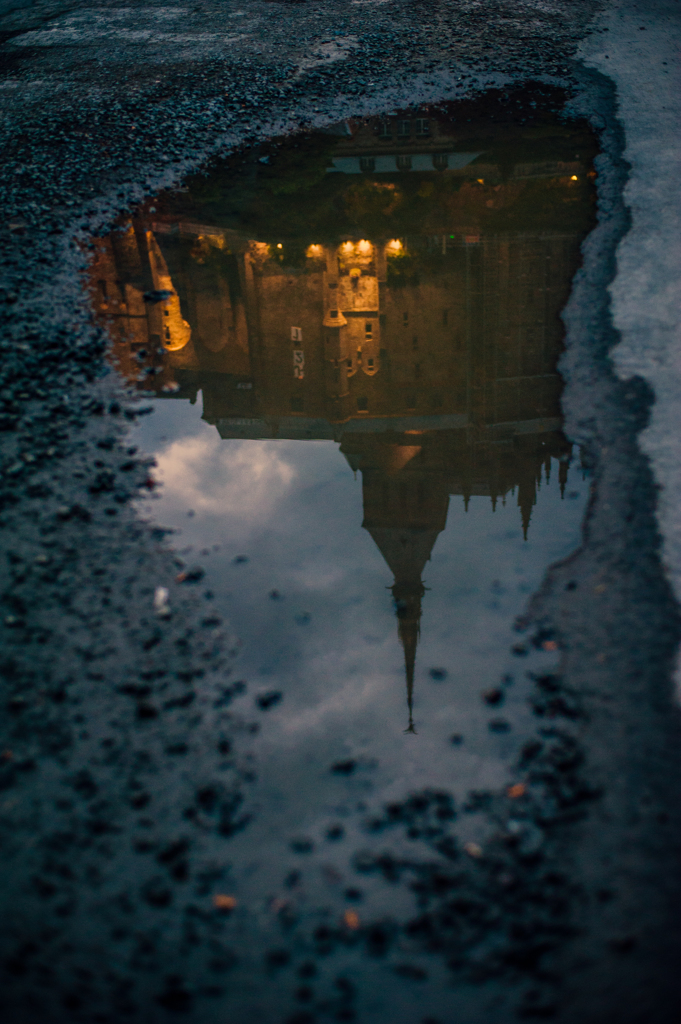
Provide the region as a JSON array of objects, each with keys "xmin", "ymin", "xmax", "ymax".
[{"xmin": 90, "ymin": 115, "xmax": 591, "ymax": 728}]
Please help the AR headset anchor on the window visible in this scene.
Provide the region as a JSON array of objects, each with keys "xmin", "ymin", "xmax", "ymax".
[
  {"xmin": 291, "ymin": 396, "xmax": 304, "ymax": 412},
  {"xmin": 416, "ymin": 119, "xmax": 430, "ymax": 137},
  {"xmin": 398, "ymin": 120, "xmax": 411, "ymax": 137},
  {"xmin": 403, "ymin": 311, "xmax": 409, "ymax": 326},
  {"xmin": 412, "ymin": 336, "xmax": 419, "ymax": 350},
  {"xmin": 432, "ymin": 153, "xmax": 448, "ymax": 170},
  {"xmin": 357, "ymin": 396, "xmax": 368, "ymax": 412},
  {"xmin": 365, "ymin": 322, "xmax": 373, "ymax": 337},
  {"xmin": 367, "ymin": 357, "xmax": 374, "ymax": 368},
  {"xmin": 359, "ymin": 156, "xmax": 375, "ymax": 173},
  {"xmin": 396, "ymin": 154, "xmax": 412, "ymax": 171},
  {"xmin": 377, "ymin": 120, "xmax": 391, "ymax": 138}
]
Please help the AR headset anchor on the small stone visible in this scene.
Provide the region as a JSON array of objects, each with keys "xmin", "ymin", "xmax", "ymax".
[
  {"xmin": 256, "ymin": 691, "xmax": 282, "ymax": 710},
  {"xmin": 290, "ymin": 838, "xmax": 314, "ymax": 854},
  {"xmin": 213, "ymin": 894, "xmax": 237, "ymax": 911}
]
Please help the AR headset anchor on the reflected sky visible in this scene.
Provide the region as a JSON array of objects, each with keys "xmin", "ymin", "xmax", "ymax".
[
  {"xmin": 92, "ymin": 98, "xmax": 596, "ymax": 931},
  {"xmin": 132, "ymin": 396, "xmax": 589, "ymax": 901}
]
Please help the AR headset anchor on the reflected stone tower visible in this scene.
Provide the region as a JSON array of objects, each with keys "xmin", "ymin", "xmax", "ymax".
[{"xmin": 355, "ymin": 442, "xmax": 450, "ymax": 732}]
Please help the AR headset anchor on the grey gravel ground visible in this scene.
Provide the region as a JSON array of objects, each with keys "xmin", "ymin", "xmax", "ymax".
[{"xmin": 1, "ymin": 2, "xmax": 680, "ymax": 1022}]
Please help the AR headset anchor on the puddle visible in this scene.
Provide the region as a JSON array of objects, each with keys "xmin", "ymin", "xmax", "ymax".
[{"xmin": 89, "ymin": 93, "xmax": 598, "ymax": 1016}]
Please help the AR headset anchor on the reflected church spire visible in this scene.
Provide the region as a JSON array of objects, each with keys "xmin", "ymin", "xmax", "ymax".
[{"xmin": 393, "ymin": 579, "xmax": 425, "ymax": 733}]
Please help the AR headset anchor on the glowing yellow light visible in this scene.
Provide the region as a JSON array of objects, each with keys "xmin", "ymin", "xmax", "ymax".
[
  {"xmin": 357, "ymin": 239, "xmax": 372, "ymax": 254},
  {"xmin": 306, "ymin": 244, "xmax": 323, "ymax": 257},
  {"xmin": 342, "ymin": 241, "xmax": 354, "ymax": 252},
  {"xmin": 386, "ymin": 238, "xmax": 403, "ymax": 252},
  {"xmin": 477, "ymin": 178, "xmax": 485, "ymax": 184},
  {"xmin": 570, "ymin": 175, "xmax": 579, "ymax": 181},
  {"xmin": 276, "ymin": 243, "xmax": 283, "ymax": 249}
]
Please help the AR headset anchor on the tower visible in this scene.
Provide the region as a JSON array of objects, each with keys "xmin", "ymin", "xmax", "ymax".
[{"xmin": 348, "ymin": 440, "xmax": 450, "ymax": 732}]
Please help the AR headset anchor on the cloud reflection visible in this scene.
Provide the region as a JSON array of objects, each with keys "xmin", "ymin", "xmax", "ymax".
[{"xmin": 153, "ymin": 434, "xmax": 297, "ymax": 519}]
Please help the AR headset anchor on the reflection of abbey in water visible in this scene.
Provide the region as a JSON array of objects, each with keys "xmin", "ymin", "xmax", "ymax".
[{"xmin": 92, "ymin": 178, "xmax": 581, "ymax": 729}]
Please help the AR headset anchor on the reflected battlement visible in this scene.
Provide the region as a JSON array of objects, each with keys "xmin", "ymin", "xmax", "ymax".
[{"xmin": 91, "ymin": 99, "xmax": 595, "ymax": 729}]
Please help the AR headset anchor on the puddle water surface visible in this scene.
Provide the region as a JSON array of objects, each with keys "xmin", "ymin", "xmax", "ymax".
[{"xmin": 89, "ymin": 93, "xmax": 598, "ymax": 1017}]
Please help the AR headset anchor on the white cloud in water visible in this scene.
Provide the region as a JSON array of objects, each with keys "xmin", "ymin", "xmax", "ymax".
[{"xmin": 152, "ymin": 435, "xmax": 297, "ymax": 519}]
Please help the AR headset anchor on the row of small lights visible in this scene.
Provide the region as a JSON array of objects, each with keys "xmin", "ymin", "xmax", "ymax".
[{"xmin": 280, "ymin": 240, "xmax": 405, "ymax": 257}]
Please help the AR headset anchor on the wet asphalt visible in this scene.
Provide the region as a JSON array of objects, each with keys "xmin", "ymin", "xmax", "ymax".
[{"xmin": 1, "ymin": 2, "xmax": 681, "ymax": 1022}]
